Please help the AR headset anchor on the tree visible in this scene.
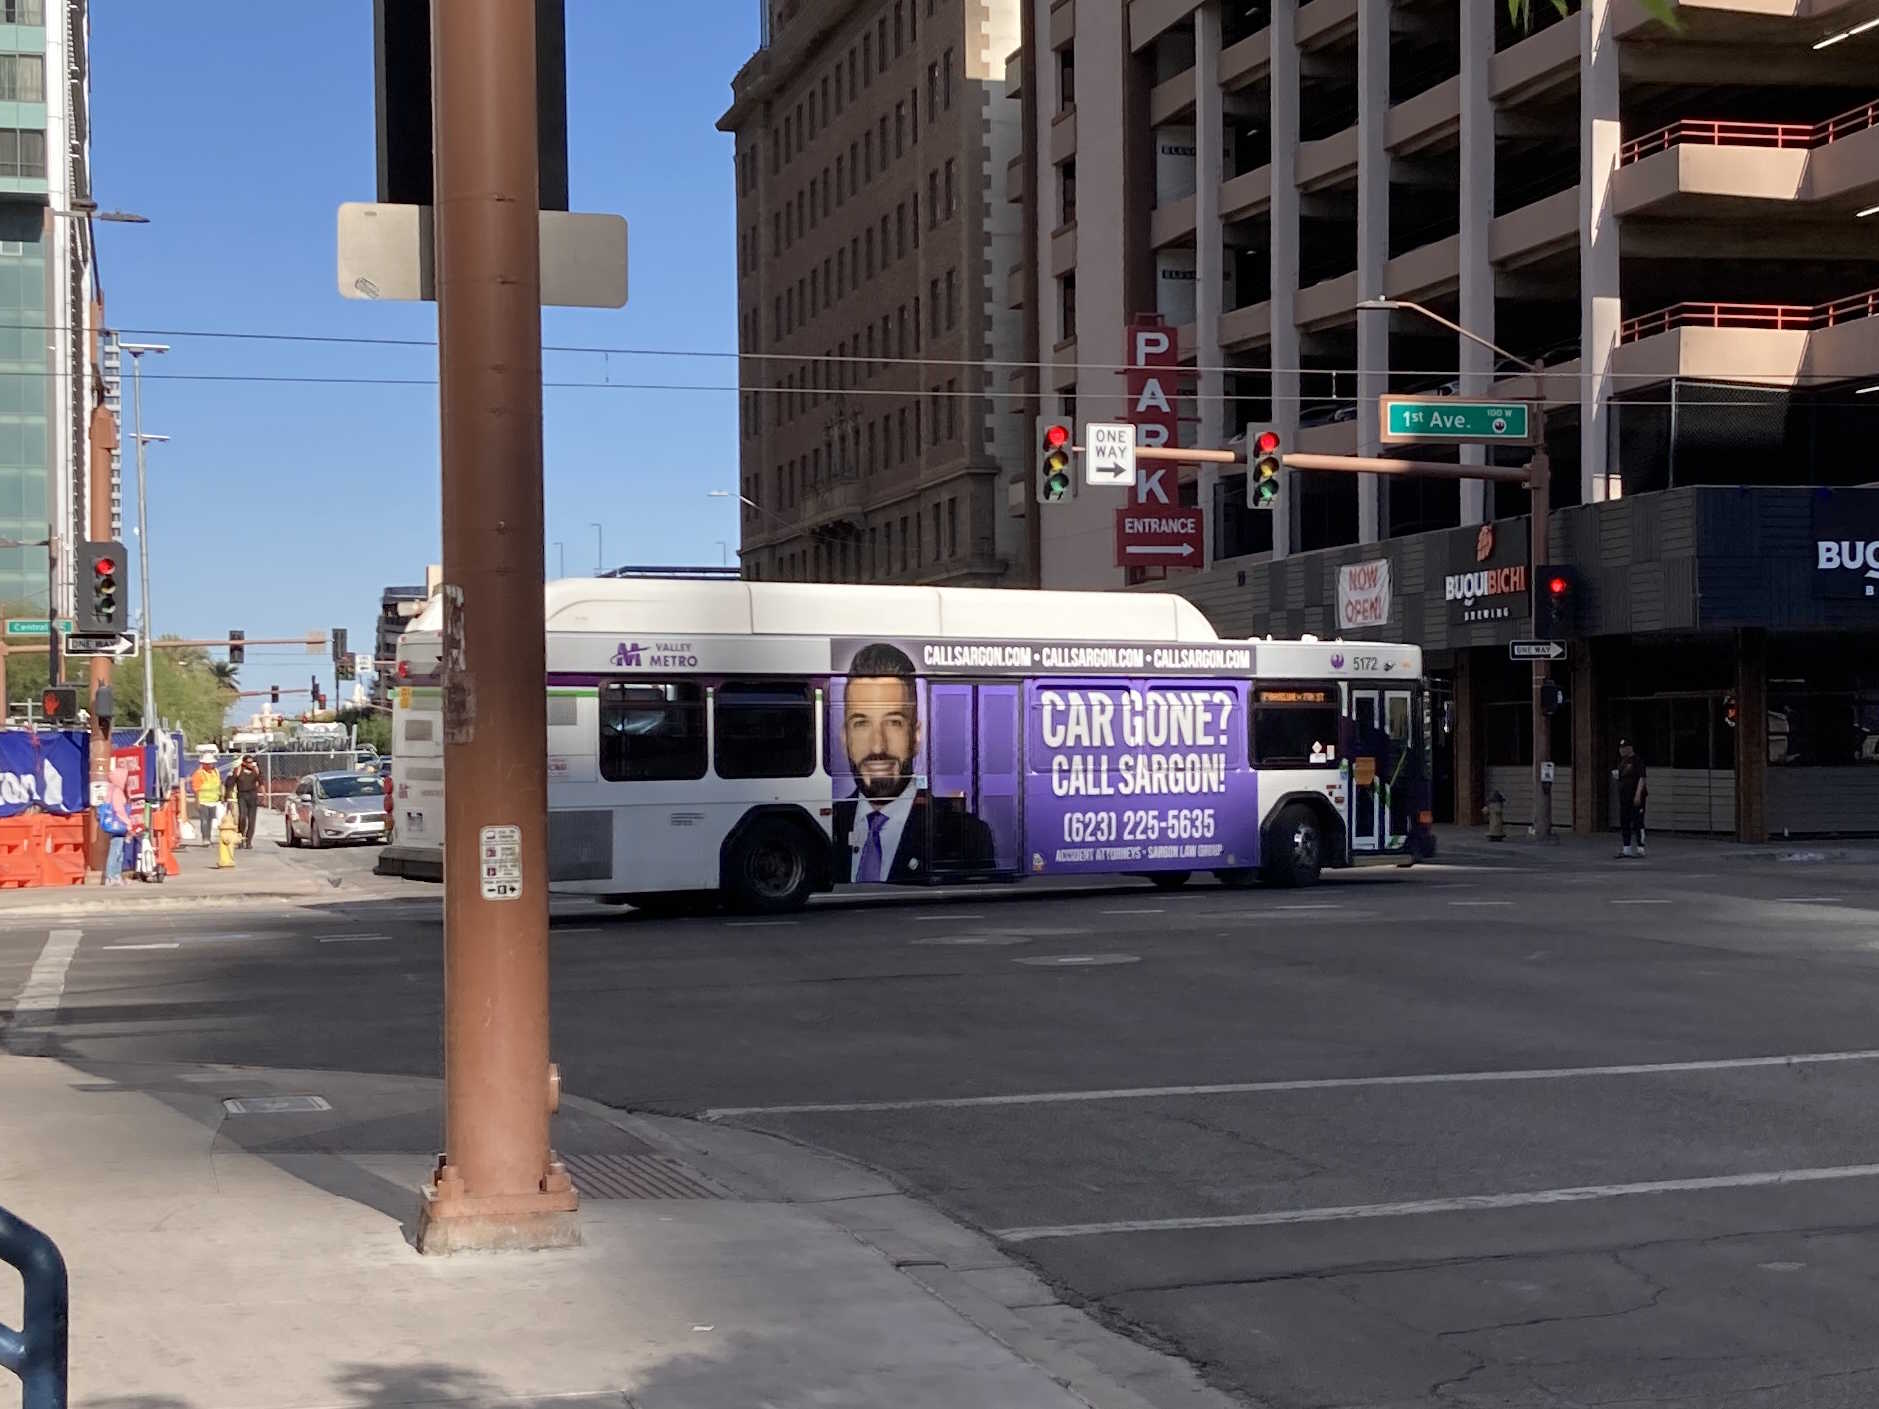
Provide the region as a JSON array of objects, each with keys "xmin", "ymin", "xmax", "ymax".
[
  {"xmin": 209, "ymin": 660, "xmax": 240, "ymax": 691},
  {"xmin": 3, "ymin": 639, "xmax": 240, "ymax": 747},
  {"xmin": 339, "ymin": 705, "xmax": 392, "ymax": 756},
  {"xmin": 1508, "ymin": 0, "xmax": 1678, "ymax": 32}
]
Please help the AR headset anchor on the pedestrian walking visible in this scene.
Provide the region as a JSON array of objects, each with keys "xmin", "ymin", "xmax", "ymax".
[
  {"xmin": 215, "ymin": 790, "xmax": 241, "ymax": 869},
  {"xmin": 230, "ymin": 753, "xmax": 262, "ymax": 849},
  {"xmin": 96, "ymin": 762, "xmax": 131, "ymax": 886},
  {"xmin": 1617, "ymin": 737, "xmax": 1648, "ymax": 858},
  {"xmin": 189, "ymin": 750, "xmax": 223, "ymax": 849}
]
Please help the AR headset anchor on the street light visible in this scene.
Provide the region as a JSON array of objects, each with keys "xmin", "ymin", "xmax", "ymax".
[
  {"xmin": 551, "ymin": 540, "xmax": 565, "ymax": 579},
  {"xmin": 120, "ymin": 341, "xmax": 168, "ymax": 852},
  {"xmin": 1357, "ymin": 297, "xmax": 1557, "ymax": 842},
  {"xmin": 589, "ymin": 521, "xmax": 603, "ymax": 574}
]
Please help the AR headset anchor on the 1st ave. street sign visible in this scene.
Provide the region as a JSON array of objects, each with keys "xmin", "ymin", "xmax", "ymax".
[
  {"xmin": 1510, "ymin": 639, "xmax": 1567, "ymax": 661},
  {"xmin": 1381, "ymin": 397, "xmax": 1533, "ymax": 445}
]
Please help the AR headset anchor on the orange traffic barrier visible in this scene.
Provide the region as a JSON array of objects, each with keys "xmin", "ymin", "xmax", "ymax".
[
  {"xmin": 40, "ymin": 813, "xmax": 88, "ymax": 887},
  {"xmin": 0, "ymin": 813, "xmax": 41, "ymax": 888}
]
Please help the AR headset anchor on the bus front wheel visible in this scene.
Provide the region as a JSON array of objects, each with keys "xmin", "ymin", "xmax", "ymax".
[
  {"xmin": 1147, "ymin": 871, "xmax": 1191, "ymax": 891},
  {"xmin": 726, "ymin": 819, "xmax": 816, "ymax": 914},
  {"xmin": 1263, "ymin": 804, "xmax": 1324, "ymax": 889}
]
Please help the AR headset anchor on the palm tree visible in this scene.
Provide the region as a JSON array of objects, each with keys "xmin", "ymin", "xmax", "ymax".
[{"xmin": 209, "ymin": 660, "xmax": 240, "ymax": 692}]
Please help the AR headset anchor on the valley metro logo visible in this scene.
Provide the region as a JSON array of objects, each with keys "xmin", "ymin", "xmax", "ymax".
[{"xmin": 612, "ymin": 642, "xmax": 644, "ymax": 667}]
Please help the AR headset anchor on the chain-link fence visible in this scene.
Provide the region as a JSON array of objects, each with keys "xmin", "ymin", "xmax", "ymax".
[{"xmin": 211, "ymin": 749, "xmax": 381, "ymax": 811}]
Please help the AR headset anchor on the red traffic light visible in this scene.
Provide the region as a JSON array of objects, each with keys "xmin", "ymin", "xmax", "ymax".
[
  {"xmin": 1547, "ymin": 574, "xmax": 1570, "ymax": 596},
  {"xmin": 1253, "ymin": 429, "xmax": 1281, "ymax": 455},
  {"xmin": 92, "ymin": 557, "xmax": 116, "ymax": 576},
  {"xmin": 1043, "ymin": 423, "xmax": 1070, "ymax": 449}
]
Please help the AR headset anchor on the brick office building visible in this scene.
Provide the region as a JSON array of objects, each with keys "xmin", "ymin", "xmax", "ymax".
[{"xmin": 720, "ymin": 0, "xmax": 1029, "ymax": 586}]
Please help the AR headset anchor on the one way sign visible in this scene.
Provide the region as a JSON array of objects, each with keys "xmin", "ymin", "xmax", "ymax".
[{"xmin": 1510, "ymin": 640, "xmax": 1567, "ymax": 661}]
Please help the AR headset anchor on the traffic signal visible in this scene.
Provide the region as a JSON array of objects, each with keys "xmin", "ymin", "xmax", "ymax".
[
  {"xmin": 332, "ymin": 627, "xmax": 349, "ymax": 664},
  {"xmin": 40, "ymin": 685, "xmax": 77, "ymax": 723},
  {"xmin": 1540, "ymin": 679, "xmax": 1566, "ymax": 717},
  {"xmin": 1250, "ymin": 430, "xmax": 1282, "ymax": 510},
  {"xmin": 338, "ymin": 653, "xmax": 356, "ymax": 682},
  {"xmin": 1534, "ymin": 565, "xmax": 1578, "ymax": 640},
  {"xmin": 228, "ymin": 629, "xmax": 245, "ymax": 666},
  {"xmin": 77, "ymin": 539, "xmax": 127, "ymax": 634},
  {"xmin": 1037, "ymin": 421, "xmax": 1074, "ymax": 503}
]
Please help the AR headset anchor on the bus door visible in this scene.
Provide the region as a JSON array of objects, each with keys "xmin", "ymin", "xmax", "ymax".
[
  {"xmin": 1352, "ymin": 691, "xmax": 1382, "ymax": 856},
  {"xmin": 1348, "ymin": 686, "xmax": 1416, "ymax": 854},
  {"xmin": 924, "ymin": 681, "xmax": 1023, "ymax": 879}
]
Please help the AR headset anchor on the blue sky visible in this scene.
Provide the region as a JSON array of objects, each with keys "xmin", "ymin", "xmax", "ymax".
[{"xmin": 91, "ymin": 1, "xmax": 755, "ymax": 719}]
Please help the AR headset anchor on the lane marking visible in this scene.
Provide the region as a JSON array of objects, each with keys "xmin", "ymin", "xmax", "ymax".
[
  {"xmin": 913, "ymin": 913, "xmax": 985, "ymax": 922},
  {"xmin": 1612, "ymin": 899, "xmax": 1673, "ymax": 906},
  {"xmin": 1014, "ymin": 954, "xmax": 1142, "ymax": 968},
  {"xmin": 101, "ymin": 942, "xmax": 181, "ymax": 951},
  {"xmin": 1449, "ymin": 900, "xmax": 1514, "ymax": 908},
  {"xmin": 702, "ymin": 1047, "xmax": 1879, "ymax": 1120},
  {"xmin": 319, "ymin": 934, "xmax": 389, "ymax": 944},
  {"xmin": 7, "ymin": 928, "xmax": 81, "ymax": 1031},
  {"xmin": 1101, "ymin": 907, "xmax": 1165, "ymax": 916},
  {"xmin": 726, "ymin": 920, "xmax": 799, "ymax": 929},
  {"xmin": 1778, "ymin": 897, "xmax": 1848, "ymax": 905},
  {"xmin": 1277, "ymin": 904, "xmax": 1342, "ymax": 912},
  {"xmin": 993, "ymin": 1163, "xmax": 1879, "ymax": 1242}
]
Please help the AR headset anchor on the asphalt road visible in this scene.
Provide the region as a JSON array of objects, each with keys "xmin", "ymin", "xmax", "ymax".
[{"xmin": 9, "ymin": 846, "xmax": 1879, "ymax": 1406}]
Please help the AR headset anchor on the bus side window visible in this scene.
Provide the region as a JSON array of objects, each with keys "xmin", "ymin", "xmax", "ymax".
[
  {"xmin": 599, "ymin": 681, "xmax": 708, "ymax": 782},
  {"xmin": 1251, "ymin": 688, "xmax": 1342, "ymax": 767},
  {"xmin": 715, "ymin": 681, "xmax": 817, "ymax": 779}
]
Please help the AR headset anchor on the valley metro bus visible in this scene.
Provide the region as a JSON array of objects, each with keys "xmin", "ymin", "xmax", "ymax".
[{"xmin": 386, "ymin": 579, "xmax": 1433, "ymax": 911}]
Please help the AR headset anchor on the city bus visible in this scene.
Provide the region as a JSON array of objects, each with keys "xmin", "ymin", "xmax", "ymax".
[{"xmin": 386, "ymin": 579, "xmax": 1433, "ymax": 911}]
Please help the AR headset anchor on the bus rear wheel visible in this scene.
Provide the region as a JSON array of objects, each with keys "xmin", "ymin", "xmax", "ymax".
[
  {"xmin": 726, "ymin": 820, "xmax": 816, "ymax": 915},
  {"xmin": 1263, "ymin": 804, "xmax": 1324, "ymax": 889},
  {"xmin": 1147, "ymin": 871, "xmax": 1191, "ymax": 891}
]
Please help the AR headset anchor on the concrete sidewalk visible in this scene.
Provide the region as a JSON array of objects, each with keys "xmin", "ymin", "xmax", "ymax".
[
  {"xmin": 1433, "ymin": 823, "xmax": 1879, "ymax": 869},
  {"xmin": 0, "ymin": 1053, "xmax": 1232, "ymax": 1409},
  {"xmin": 0, "ymin": 809, "xmax": 412, "ymax": 917}
]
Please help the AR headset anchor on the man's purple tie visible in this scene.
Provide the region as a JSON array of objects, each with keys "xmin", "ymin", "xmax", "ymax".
[{"xmin": 856, "ymin": 808, "xmax": 889, "ymax": 883}]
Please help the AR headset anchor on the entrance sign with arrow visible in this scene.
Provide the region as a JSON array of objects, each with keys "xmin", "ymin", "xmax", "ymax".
[{"xmin": 1115, "ymin": 506, "xmax": 1203, "ymax": 567}]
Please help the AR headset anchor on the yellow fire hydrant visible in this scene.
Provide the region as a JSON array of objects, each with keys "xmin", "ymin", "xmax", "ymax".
[{"xmin": 1482, "ymin": 791, "xmax": 1507, "ymax": 842}]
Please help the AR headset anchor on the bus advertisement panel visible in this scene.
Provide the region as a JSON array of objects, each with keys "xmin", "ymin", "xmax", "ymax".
[{"xmin": 1026, "ymin": 680, "xmax": 1257, "ymax": 876}]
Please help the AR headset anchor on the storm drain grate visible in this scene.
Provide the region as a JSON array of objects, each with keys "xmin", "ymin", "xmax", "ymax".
[
  {"xmin": 562, "ymin": 1152, "xmax": 728, "ymax": 1200},
  {"xmin": 222, "ymin": 1095, "xmax": 332, "ymax": 1116}
]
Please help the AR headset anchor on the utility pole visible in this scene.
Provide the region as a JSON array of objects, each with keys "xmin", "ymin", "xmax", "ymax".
[
  {"xmin": 121, "ymin": 343, "xmax": 167, "ymax": 853},
  {"xmin": 85, "ymin": 375, "xmax": 120, "ymax": 877},
  {"xmin": 417, "ymin": 0, "xmax": 577, "ymax": 1254}
]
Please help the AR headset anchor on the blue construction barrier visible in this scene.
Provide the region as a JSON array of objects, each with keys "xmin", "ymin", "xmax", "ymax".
[{"xmin": 0, "ymin": 1204, "xmax": 67, "ymax": 1408}]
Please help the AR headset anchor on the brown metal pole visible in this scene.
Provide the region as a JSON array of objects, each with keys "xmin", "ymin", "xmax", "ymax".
[
  {"xmin": 1529, "ymin": 398, "xmax": 1553, "ymax": 842},
  {"xmin": 86, "ymin": 387, "xmax": 118, "ymax": 877},
  {"xmin": 415, "ymin": 0, "xmax": 576, "ymax": 1255}
]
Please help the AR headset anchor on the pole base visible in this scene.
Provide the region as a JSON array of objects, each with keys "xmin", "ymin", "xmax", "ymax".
[{"xmin": 414, "ymin": 1159, "xmax": 581, "ymax": 1255}]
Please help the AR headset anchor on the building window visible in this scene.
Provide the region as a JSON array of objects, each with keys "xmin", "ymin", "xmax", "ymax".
[
  {"xmin": 943, "ymin": 48, "xmax": 955, "ymax": 108},
  {"xmin": 927, "ymin": 61, "xmax": 940, "ymax": 122},
  {"xmin": 0, "ymin": 51, "xmax": 44, "ymax": 102},
  {"xmin": 714, "ymin": 681, "xmax": 816, "ymax": 779},
  {"xmin": 947, "ymin": 498, "xmax": 959, "ymax": 558},
  {"xmin": 833, "ymin": 65, "xmax": 843, "ymax": 115},
  {"xmin": 897, "ymin": 304, "xmax": 908, "ymax": 358},
  {"xmin": 837, "ymin": 247, "xmax": 847, "ymax": 297},
  {"xmin": 895, "ymin": 2, "xmax": 905, "ymax": 55},
  {"xmin": 599, "ymin": 682, "xmax": 707, "ymax": 782},
  {"xmin": 863, "ymin": 32, "xmax": 872, "ymax": 84},
  {"xmin": 1059, "ymin": 47, "xmax": 1075, "ymax": 111},
  {"xmin": 932, "ymin": 504, "xmax": 942, "ymax": 558},
  {"xmin": 879, "ymin": 115, "xmax": 890, "ymax": 167},
  {"xmin": 836, "ymin": 154, "xmax": 845, "ymax": 204},
  {"xmin": 946, "ymin": 379, "xmax": 958, "ymax": 439},
  {"xmin": 809, "ymin": 177, "xmax": 818, "ymax": 228},
  {"xmin": 895, "ymin": 101, "xmax": 906, "ymax": 158},
  {"xmin": 878, "ymin": 16, "xmax": 889, "ymax": 68},
  {"xmin": 944, "ymin": 159, "xmax": 957, "ymax": 216},
  {"xmin": 1, "ymin": 0, "xmax": 44, "ymax": 20},
  {"xmin": 945, "ymin": 269, "xmax": 957, "ymax": 331},
  {"xmin": 929, "ymin": 278, "xmax": 941, "ymax": 335},
  {"xmin": 897, "ymin": 201, "xmax": 907, "ymax": 258},
  {"xmin": 898, "ymin": 407, "xmax": 909, "ymax": 461},
  {"xmin": 864, "ymin": 130, "xmax": 873, "ymax": 180},
  {"xmin": 1060, "ymin": 160, "xmax": 1077, "ymax": 225},
  {"xmin": 911, "ymin": 83, "xmax": 920, "ymax": 145},
  {"xmin": 1059, "ymin": 273, "xmax": 1076, "ymax": 341}
]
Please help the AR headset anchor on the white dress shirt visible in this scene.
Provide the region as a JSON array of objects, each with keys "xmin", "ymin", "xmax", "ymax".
[{"xmin": 845, "ymin": 786, "xmax": 917, "ymax": 880}]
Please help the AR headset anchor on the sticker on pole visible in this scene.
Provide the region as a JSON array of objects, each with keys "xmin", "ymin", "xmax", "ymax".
[
  {"xmin": 1085, "ymin": 421, "xmax": 1137, "ymax": 488},
  {"xmin": 479, "ymin": 824, "xmax": 523, "ymax": 901}
]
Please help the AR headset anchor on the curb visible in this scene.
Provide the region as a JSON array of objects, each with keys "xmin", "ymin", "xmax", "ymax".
[{"xmin": 0, "ymin": 885, "xmax": 424, "ymax": 917}]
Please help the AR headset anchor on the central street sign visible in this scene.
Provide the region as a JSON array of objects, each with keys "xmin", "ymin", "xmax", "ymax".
[
  {"xmin": 62, "ymin": 631, "xmax": 139, "ymax": 659},
  {"xmin": 1085, "ymin": 421, "xmax": 1136, "ymax": 488},
  {"xmin": 1381, "ymin": 397, "xmax": 1533, "ymax": 445},
  {"xmin": 1510, "ymin": 639, "xmax": 1567, "ymax": 661},
  {"xmin": 1115, "ymin": 506, "xmax": 1204, "ymax": 569},
  {"xmin": 4, "ymin": 618, "xmax": 73, "ymax": 638}
]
